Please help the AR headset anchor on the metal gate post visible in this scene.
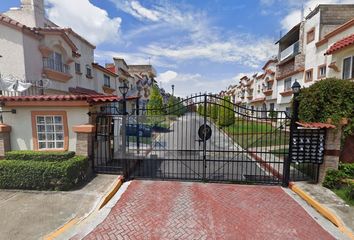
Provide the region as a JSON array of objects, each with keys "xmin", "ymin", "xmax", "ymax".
[
  {"xmin": 282, "ymin": 82, "xmax": 301, "ymax": 187},
  {"xmin": 136, "ymin": 97, "xmax": 140, "ymax": 154},
  {"xmin": 122, "ymin": 95, "xmax": 128, "ymax": 177},
  {"xmin": 202, "ymin": 94, "xmax": 207, "ymax": 181}
]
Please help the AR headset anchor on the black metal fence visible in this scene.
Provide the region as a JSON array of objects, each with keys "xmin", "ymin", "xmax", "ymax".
[{"xmin": 92, "ymin": 94, "xmax": 326, "ymax": 185}]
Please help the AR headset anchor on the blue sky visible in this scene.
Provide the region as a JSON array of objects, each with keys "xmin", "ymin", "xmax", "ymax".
[{"xmin": 1, "ymin": 0, "xmax": 351, "ymax": 96}]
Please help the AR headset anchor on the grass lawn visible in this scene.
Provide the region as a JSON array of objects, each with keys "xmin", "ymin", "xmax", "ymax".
[
  {"xmin": 223, "ymin": 118, "xmax": 275, "ymax": 134},
  {"xmin": 221, "ymin": 118, "xmax": 290, "ymax": 148},
  {"xmin": 231, "ymin": 131, "xmax": 290, "ymax": 148},
  {"xmin": 333, "ymin": 187, "xmax": 354, "ymax": 206}
]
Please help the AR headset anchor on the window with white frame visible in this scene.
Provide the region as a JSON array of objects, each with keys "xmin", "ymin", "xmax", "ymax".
[
  {"xmin": 305, "ymin": 69, "xmax": 313, "ymax": 82},
  {"xmin": 318, "ymin": 65, "xmax": 326, "ymax": 79},
  {"xmin": 284, "ymin": 78, "xmax": 292, "ymax": 91},
  {"xmin": 342, "ymin": 56, "xmax": 354, "ymax": 80},
  {"xmin": 75, "ymin": 63, "xmax": 81, "ymax": 74},
  {"xmin": 35, "ymin": 115, "xmax": 65, "ymax": 150},
  {"xmin": 86, "ymin": 65, "xmax": 92, "ymax": 78},
  {"xmin": 104, "ymin": 74, "xmax": 110, "ymax": 87}
]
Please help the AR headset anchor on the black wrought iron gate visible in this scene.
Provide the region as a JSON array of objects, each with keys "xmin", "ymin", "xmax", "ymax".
[{"xmin": 92, "ymin": 94, "xmax": 322, "ymax": 185}]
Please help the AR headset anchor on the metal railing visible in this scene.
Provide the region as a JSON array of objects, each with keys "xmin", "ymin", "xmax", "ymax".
[
  {"xmin": 280, "ymin": 41, "xmax": 299, "ymax": 61},
  {"xmin": 43, "ymin": 58, "xmax": 70, "ymax": 74},
  {"xmin": 0, "ymin": 81, "xmax": 44, "ymax": 96}
]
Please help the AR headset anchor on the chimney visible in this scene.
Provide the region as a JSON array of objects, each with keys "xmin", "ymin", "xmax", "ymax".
[{"xmin": 5, "ymin": 0, "xmax": 45, "ymax": 27}]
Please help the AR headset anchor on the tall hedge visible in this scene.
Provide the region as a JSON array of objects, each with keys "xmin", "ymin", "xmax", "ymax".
[
  {"xmin": 5, "ymin": 151, "xmax": 75, "ymax": 161},
  {"xmin": 0, "ymin": 156, "xmax": 88, "ymax": 190},
  {"xmin": 217, "ymin": 96, "xmax": 235, "ymax": 127},
  {"xmin": 298, "ymin": 78, "xmax": 354, "ymax": 136}
]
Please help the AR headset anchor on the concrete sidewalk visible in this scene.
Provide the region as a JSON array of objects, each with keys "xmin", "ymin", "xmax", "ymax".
[
  {"xmin": 0, "ymin": 174, "xmax": 118, "ymax": 240},
  {"xmin": 293, "ymin": 182, "xmax": 354, "ymax": 234}
]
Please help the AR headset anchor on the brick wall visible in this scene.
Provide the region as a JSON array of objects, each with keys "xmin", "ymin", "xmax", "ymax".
[
  {"xmin": 318, "ymin": 128, "xmax": 342, "ymax": 183},
  {"xmin": 276, "ymin": 59, "xmax": 295, "ymax": 79},
  {"xmin": 319, "ymin": 5, "xmax": 354, "ymax": 39}
]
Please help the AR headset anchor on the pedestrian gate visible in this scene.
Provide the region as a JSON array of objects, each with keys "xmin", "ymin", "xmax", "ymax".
[{"xmin": 92, "ymin": 94, "xmax": 321, "ymax": 185}]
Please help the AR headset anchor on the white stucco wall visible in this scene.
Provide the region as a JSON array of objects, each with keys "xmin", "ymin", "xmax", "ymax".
[
  {"xmin": 0, "ymin": 24, "xmax": 26, "ymax": 80},
  {"xmin": 23, "ymin": 33, "xmax": 42, "ymax": 82},
  {"xmin": 2, "ymin": 106, "xmax": 89, "ymax": 152}
]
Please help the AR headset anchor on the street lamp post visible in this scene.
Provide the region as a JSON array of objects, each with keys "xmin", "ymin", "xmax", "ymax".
[
  {"xmin": 282, "ymin": 80, "xmax": 301, "ymax": 187},
  {"xmin": 119, "ymin": 82, "xmax": 129, "ymax": 175},
  {"xmin": 119, "ymin": 82, "xmax": 129, "ymax": 115}
]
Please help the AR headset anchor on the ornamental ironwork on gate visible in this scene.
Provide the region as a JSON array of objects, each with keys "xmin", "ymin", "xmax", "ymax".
[{"xmin": 92, "ymin": 93, "xmax": 324, "ymax": 185}]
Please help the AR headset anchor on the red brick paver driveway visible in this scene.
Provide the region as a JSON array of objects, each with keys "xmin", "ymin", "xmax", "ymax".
[{"xmin": 83, "ymin": 181, "xmax": 334, "ymax": 240}]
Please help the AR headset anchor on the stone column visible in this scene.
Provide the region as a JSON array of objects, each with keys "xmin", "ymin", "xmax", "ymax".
[
  {"xmin": 72, "ymin": 124, "xmax": 95, "ymax": 157},
  {"xmin": 0, "ymin": 124, "xmax": 11, "ymax": 158},
  {"xmin": 318, "ymin": 127, "xmax": 342, "ymax": 183}
]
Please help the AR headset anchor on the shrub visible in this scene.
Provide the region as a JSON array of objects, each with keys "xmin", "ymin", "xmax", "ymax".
[
  {"xmin": 5, "ymin": 151, "xmax": 75, "ymax": 162},
  {"xmin": 298, "ymin": 78, "xmax": 354, "ymax": 137},
  {"xmin": 339, "ymin": 163, "xmax": 354, "ymax": 178},
  {"xmin": 217, "ymin": 96, "xmax": 235, "ymax": 127},
  {"xmin": 0, "ymin": 156, "xmax": 88, "ymax": 190},
  {"xmin": 322, "ymin": 169, "xmax": 347, "ymax": 189}
]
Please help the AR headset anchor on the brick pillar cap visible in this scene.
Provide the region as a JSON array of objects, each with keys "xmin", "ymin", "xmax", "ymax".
[
  {"xmin": 73, "ymin": 124, "xmax": 95, "ymax": 133},
  {"xmin": 0, "ymin": 124, "xmax": 11, "ymax": 133}
]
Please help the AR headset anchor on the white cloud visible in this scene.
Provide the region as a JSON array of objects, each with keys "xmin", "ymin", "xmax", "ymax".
[
  {"xmin": 110, "ymin": 0, "xmax": 214, "ymax": 43},
  {"xmin": 156, "ymin": 70, "xmax": 178, "ymax": 83},
  {"xmin": 130, "ymin": 1, "xmax": 160, "ymax": 21},
  {"xmin": 156, "ymin": 71, "xmax": 253, "ymax": 97},
  {"xmin": 142, "ymin": 39, "xmax": 276, "ymax": 68},
  {"xmin": 280, "ymin": 0, "xmax": 354, "ymax": 30},
  {"xmin": 94, "ymin": 50, "xmax": 175, "ymax": 68},
  {"xmin": 46, "ymin": 0, "xmax": 121, "ymax": 45}
]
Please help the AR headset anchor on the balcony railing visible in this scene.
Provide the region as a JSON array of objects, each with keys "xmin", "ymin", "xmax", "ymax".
[
  {"xmin": 279, "ymin": 41, "xmax": 299, "ymax": 61},
  {"xmin": 43, "ymin": 58, "xmax": 70, "ymax": 74}
]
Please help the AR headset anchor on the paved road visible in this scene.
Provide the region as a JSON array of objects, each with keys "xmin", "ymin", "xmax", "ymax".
[
  {"xmin": 81, "ymin": 180, "xmax": 339, "ymax": 240},
  {"xmin": 130, "ymin": 113, "xmax": 274, "ymax": 183}
]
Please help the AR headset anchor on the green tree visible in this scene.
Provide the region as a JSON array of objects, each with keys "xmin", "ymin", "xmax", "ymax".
[
  {"xmin": 210, "ymin": 104, "xmax": 218, "ymax": 120},
  {"xmin": 197, "ymin": 104, "xmax": 204, "ymax": 116},
  {"xmin": 167, "ymin": 96, "xmax": 186, "ymax": 116},
  {"xmin": 298, "ymin": 78, "xmax": 354, "ymax": 137},
  {"xmin": 217, "ymin": 96, "xmax": 235, "ymax": 127},
  {"xmin": 147, "ymin": 85, "xmax": 164, "ymax": 116}
]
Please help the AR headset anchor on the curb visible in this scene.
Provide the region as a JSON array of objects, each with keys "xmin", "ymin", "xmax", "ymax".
[
  {"xmin": 44, "ymin": 175, "xmax": 124, "ymax": 240},
  {"xmin": 289, "ymin": 182, "xmax": 354, "ymax": 240},
  {"xmin": 99, "ymin": 175, "xmax": 124, "ymax": 210}
]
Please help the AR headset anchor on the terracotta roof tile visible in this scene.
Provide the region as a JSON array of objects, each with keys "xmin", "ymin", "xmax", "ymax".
[
  {"xmin": 325, "ymin": 33, "xmax": 354, "ymax": 55},
  {"xmin": 296, "ymin": 122, "xmax": 336, "ymax": 129},
  {"xmin": 0, "ymin": 95, "xmax": 119, "ymax": 104}
]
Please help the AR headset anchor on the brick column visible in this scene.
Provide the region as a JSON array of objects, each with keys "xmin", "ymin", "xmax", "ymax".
[
  {"xmin": 72, "ymin": 124, "xmax": 95, "ymax": 157},
  {"xmin": 0, "ymin": 124, "xmax": 11, "ymax": 158},
  {"xmin": 318, "ymin": 127, "xmax": 342, "ymax": 183}
]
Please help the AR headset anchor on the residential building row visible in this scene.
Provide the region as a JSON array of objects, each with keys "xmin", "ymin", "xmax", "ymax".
[
  {"xmin": 221, "ymin": 4, "xmax": 354, "ymax": 115},
  {"xmin": 0, "ymin": 0, "xmax": 157, "ymax": 114},
  {"xmin": 0, "ymin": 0, "xmax": 158, "ymax": 154}
]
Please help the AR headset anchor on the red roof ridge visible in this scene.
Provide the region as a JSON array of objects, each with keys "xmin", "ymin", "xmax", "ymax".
[
  {"xmin": 296, "ymin": 121, "xmax": 336, "ymax": 129},
  {"xmin": 325, "ymin": 33, "xmax": 354, "ymax": 55}
]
